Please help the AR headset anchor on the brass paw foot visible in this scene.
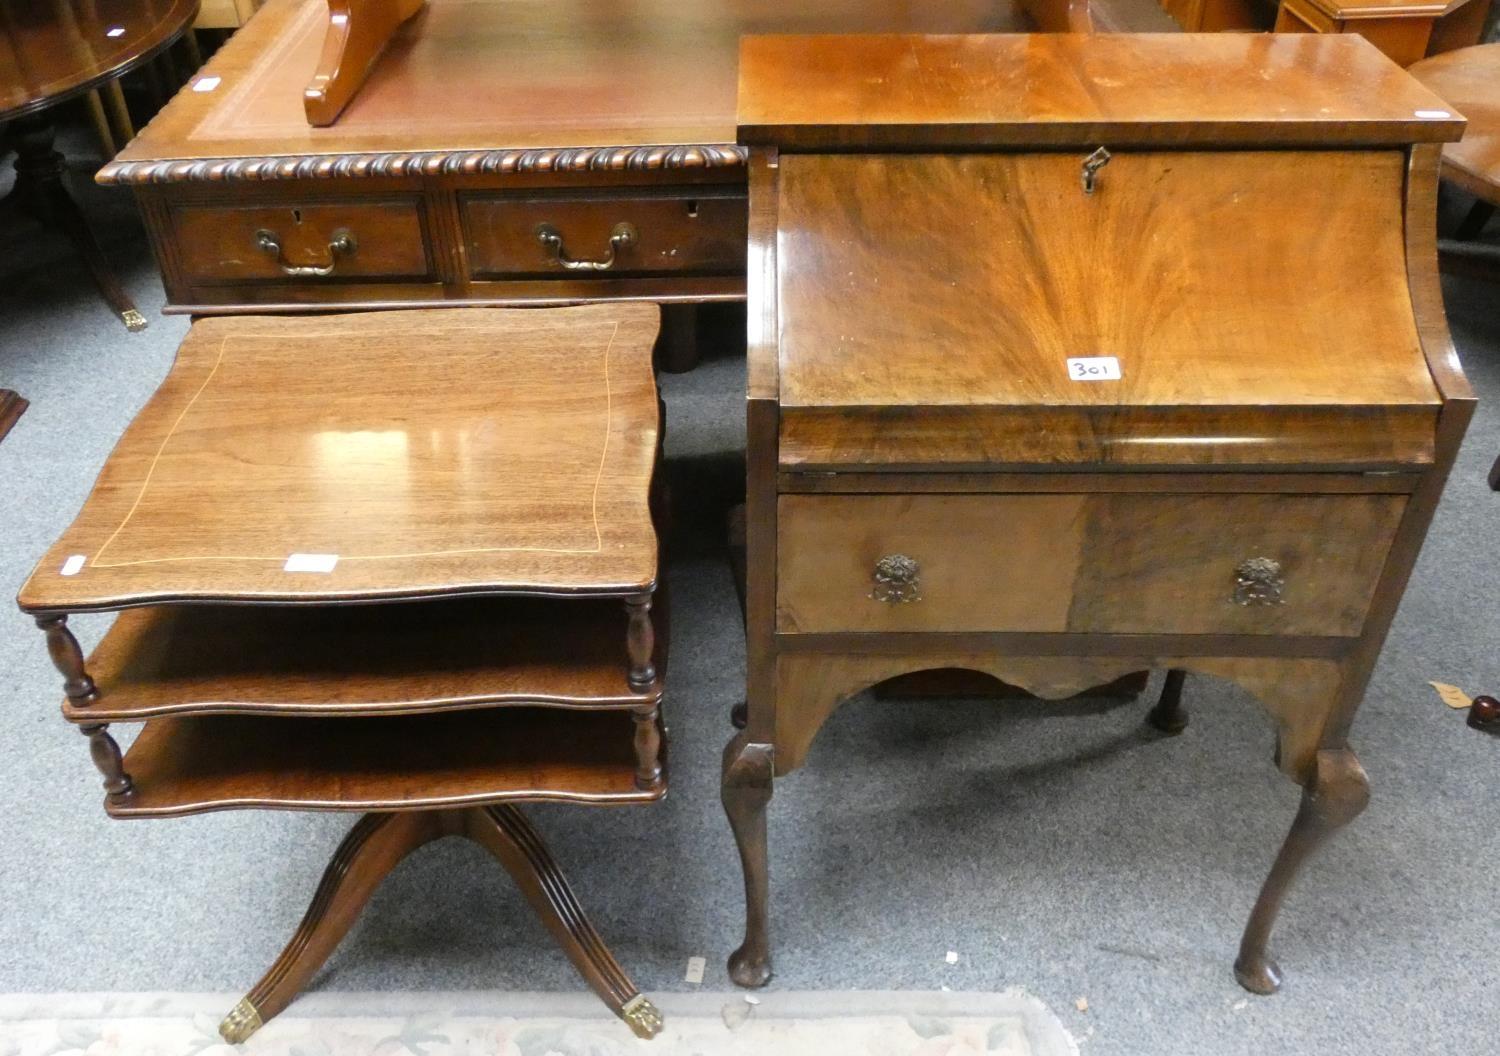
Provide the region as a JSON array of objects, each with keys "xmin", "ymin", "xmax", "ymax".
[
  {"xmin": 1233, "ymin": 954, "xmax": 1282, "ymax": 995},
  {"xmin": 620, "ymin": 994, "xmax": 664, "ymax": 1039},
  {"xmin": 219, "ymin": 997, "xmax": 263, "ymax": 1044},
  {"xmin": 121, "ymin": 308, "xmax": 148, "ymax": 332}
]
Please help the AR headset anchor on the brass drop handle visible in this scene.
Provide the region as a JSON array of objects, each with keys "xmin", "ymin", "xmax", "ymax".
[
  {"xmin": 1233, "ymin": 557, "xmax": 1285, "ymax": 606},
  {"xmin": 871, "ymin": 554, "xmax": 922, "ymax": 604},
  {"xmin": 536, "ymin": 221, "xmax": 637, "ymax": 271},
  {"xmin": 255, "ymin": 227, "xmax": 356, "ymax": 277}
]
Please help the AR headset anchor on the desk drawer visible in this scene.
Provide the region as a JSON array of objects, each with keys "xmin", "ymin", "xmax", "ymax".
[
  {"xmin": 462, "ymin": 191, "xmax": 746, "ymax": 279},
  {"xmin": 172, "ymin": 199, "xmax": 434, "ymax": 285},
  {"xmin": 776, "ymin": 492, "xmax": 1405, "ymax": 636}
]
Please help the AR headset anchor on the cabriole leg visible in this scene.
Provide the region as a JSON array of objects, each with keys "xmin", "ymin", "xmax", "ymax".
[
  {"xmin": 1235, "ymin": 747, "xmax": 1370, "ymax": 994},
  {"xmin": 723, "ymin": 732, "xmax": 774, "ymax": 987}
]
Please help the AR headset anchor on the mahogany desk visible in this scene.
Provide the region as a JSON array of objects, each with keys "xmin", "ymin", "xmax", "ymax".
[
  {"xmin": 97, "ymin": 0, "xmax": 1171, "ymax": 361},
  {"xmin": 723, "ymin": 32, "xmax": 1472, "ymax": 994}
]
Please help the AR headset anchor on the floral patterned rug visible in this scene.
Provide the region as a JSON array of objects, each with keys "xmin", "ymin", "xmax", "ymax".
[{"xmin": 0, "ymin": 990, "xmax": 1078, "ymax": 1056}]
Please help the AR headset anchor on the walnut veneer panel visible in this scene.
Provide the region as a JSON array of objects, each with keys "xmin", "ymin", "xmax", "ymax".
[
  {"xmin": 775, "ymin": 151, "xmax": 1442, "ymax": 468},
  {"xmin": 19, "ymin": 305, "xmax": 661, "ymax": 611},
  {"xmin": 63, "ymin": 598, "xmax": 661, "ymax": 722},
  {"xmin": 736, "ymin": 33, "xmax": 1464, "ymax": 150},
  {"xmin": 1409, "ymin": 45, "xmax": 1500, "ymax": 203},
  {"xmin": 777, "ymin": 492, "xmax": 1405, "ymax": 636},
  {"xmin": 109, "ymin": 708, "xmax": 659, "ymax": 817}
]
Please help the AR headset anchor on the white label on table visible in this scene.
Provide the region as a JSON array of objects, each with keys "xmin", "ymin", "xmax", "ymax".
[
  {"xmin": 1066, "ymin": 356, "xmax": 1121, "ymax": 381},
  {"xmin": 1415, "ymin": 109, "xmax": 1451, "ymax": 120},
  {"xmin": 684, "ymin": 956, "xmax": 706, "ymax": 984},
  {"xmin": 192, "ymin": 76, "xmax": 222, "ymax": 93},
  {"xmin": 284, "ymin": 553, "xmax": 339, "ymax": 573},
  {"xmin": 60, "ymin": 554, "xmax": 86, "ymax": 576}
]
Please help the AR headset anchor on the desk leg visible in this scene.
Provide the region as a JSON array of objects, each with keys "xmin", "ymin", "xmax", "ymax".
[
  {"xmin": 723, "ymin": 732, "xmax": 774, "ymax": 987},
  {"xmin": 1235, "ymin": 747, "xmax": 1369, "ymax": 994},
  {"xmin": 1146, "ymin": 668, "xmax": 1190, "ymax": 734}
]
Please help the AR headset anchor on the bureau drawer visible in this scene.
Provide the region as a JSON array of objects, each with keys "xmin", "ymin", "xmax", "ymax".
[
  {"xmin": 777, "ymin": 492, "xmax": 1406, "ymax": 636},
  {"xmin": 172, "ymin": 199, "xmax": 434, "ymax": 284},
  {"xmin": 462, "ymin": 190, "xmax": 746, "ymax": 279}
]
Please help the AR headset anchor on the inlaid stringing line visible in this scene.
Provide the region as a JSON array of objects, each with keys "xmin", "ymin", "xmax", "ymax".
[
  {"xmin": 92, "ymin": 333, "xmax": 232, "ymax": 568},
  {"xmin": 88, "ymin": 319, "xmax": 638, "ymax": 568}
]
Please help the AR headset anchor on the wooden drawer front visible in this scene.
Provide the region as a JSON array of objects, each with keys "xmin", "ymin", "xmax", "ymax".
[
  {"xmin": 173, "ymin": 200, "xmax": 433, "ymax": 284},
  {"xmin": 777, "ymin": 492, "xmax": 1406, "ymax": 636},
  {"xmin": 462, "ymin": 191, "xmax": 746, "ymax": 279}
]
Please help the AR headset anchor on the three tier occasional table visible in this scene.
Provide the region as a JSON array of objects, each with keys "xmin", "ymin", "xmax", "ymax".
[{"xmin": 18, "ymin": 304, "xmax": 669, "ymax": 1041}]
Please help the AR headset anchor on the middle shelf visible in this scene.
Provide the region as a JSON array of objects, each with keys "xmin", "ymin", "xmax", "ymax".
[{"xmin": 64, "ymin": 595, "xmax": 664, "ymax": 722}]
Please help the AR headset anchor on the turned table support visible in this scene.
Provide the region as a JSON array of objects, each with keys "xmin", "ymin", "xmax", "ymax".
[
  {"xmin": 220, "ymin": 805, "xmax": 661, "ymax": 1044},
  {"xmin": 36, "ymin": 615, "xmax": 134, "ymax": 801}
]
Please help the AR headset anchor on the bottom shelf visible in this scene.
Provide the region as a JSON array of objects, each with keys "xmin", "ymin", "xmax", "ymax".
[{"xmin": 108, "ymin": 708, "xmax": 663, "ymax": 818}]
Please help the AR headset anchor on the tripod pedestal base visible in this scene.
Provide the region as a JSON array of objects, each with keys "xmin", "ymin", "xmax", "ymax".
[
  {"xmin": 219, "ymin": 804, "xmax": 662, "ymax": 1043},
  {"xmin": 3, "ymin": 115, "xmax": 144, "ymax": 331}
]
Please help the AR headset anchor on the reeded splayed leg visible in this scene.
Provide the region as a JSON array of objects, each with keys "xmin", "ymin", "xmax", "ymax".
[
  {"xmin": 1147, "ymin": 668, "xmax": 1189, "ymax": 734},
  {"xmin": 1235, "ymin": 748, "xmax": 1370, "ymax": 995},
  {"xmin": 219, "ymin": 811, "xmax": 446, "ymax": 1043},
  {"xmin": 722, "ymin": 732, "xmax": 774, "ymax": 987},
  {"xmin": 464, "ymin": 805, "xmax": 662, "ymax": 1039}
]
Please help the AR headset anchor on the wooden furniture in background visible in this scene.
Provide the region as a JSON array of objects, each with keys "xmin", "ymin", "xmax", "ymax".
[
  {"xmin": 0, "ymin": 390, "xmax": 27, "ymax": 444},
  {"xmin": 19, "ymin": 305, "xmax": 669, "ymax": 1042},
  {"xmin": 95, "ymin": 0, "xmax": 1182, "ymax": 367},
  {"xmin": 724, "ymin": 32, "xmax": 1472, "ymax": 995},
  {"xmin": 196, "ymin": 0, "xmax": 263, "ymax": 28},
  {"xmin": 0, "ymin": 0, "xmax": 200, "ymax": 330},
  {"xmin": 1409, "ymin": 43, "xmax": 1500, "ymax": 484},
  {"xmin": 1273, "ymin": 0, "xmax": 1492, "ymax": 67},
  {"xmin": 304, "ymin": 0, "xmax": 424, "ymax": 126},
  {"xmin": 1161, "ymin": 0, "xmax": 1275, "ymax": 31}
]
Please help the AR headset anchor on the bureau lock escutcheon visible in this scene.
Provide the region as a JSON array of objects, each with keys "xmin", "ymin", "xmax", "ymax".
[{"xmin": 871, "ymin": 554, "xmax": 922, "ymax": 604}]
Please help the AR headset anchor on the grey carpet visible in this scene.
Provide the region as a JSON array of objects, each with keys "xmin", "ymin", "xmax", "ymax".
[{"xmin": 1, "ymin": 123, "xmax": 1498, "ymax": 1055}]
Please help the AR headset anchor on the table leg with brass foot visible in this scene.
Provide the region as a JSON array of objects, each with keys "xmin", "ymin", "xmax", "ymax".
[
  {"xmin": 1234, "ymin": 748, "xmax": 1370, "ymax": 995},
  {"xmin": 219, "ymin": 811, "xmax": 446, "ymax": 1043},
  {"xmin": 462, "ymin": 805, "xmax": 663, "ymax": 1039},
  {"xmin": 219, "ymin": 805, "xmax": 663, "ymax": 1043},
  {"xmin": 4, "ymin": 116, "xmax": 145, "ymax": 331}
]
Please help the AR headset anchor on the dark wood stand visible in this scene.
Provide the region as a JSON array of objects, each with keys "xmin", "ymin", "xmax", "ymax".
[
  {"xmin": 20, "ymin": 305, "xmax": 669, "ymax": 1041},
  {"xmin": 2, "ymin": 115, "xmax": 145, "ymax": 330},
  {"xmin": 218, "ymin": 806, "xmax": 661, "ymax": 1042}
]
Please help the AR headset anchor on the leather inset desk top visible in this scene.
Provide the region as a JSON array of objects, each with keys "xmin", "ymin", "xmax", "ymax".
[{"xmin": 19, "ymin": 304, "xmax": 662, "ymax": 611}]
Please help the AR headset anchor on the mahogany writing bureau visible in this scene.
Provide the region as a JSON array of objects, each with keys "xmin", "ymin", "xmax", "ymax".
[
  {"xmin": 18, "ymin": 305, "xmax": 670, "ymax": 1040},
  {"xmin": 723, "ymin": 33, "xmax": 1473, "ymax": 993}
]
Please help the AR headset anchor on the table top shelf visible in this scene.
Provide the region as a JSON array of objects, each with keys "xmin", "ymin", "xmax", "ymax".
[
  {"xmin": 63, "ymin": 597, "xmax": 662, "ymax": 723},
  {"xmin": 107, "ymin": 707, "xmax": 662, "ymax": 818},
  {"xmin": 18, "ymin": 305, "xmax": 663, "ymax": 614}
]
